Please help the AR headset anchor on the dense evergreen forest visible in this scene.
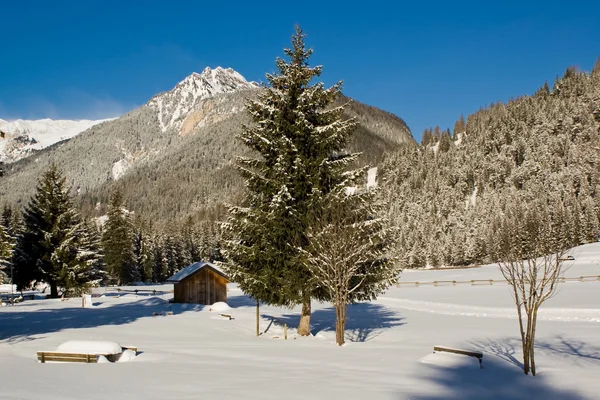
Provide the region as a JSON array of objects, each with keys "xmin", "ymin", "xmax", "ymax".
[{"xmin": 381, "ymin": 62, "xmax": 600, "ymax": 268}]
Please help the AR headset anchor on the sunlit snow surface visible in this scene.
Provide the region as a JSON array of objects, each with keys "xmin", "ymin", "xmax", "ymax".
[
  {"xmin": 1, "ymin": 243, "xmax": 599, "ymax": 399},
  {"xmin": 148, "ymin": 66, "xmax": 258, "ymax": 133},
  {"xmin": 0, "ymin": 118, "xmax": 108, "ymax": 162}
]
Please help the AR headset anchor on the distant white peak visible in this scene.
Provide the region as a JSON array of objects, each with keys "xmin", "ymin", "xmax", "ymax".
[
  {"xmin": 149, "ymin": 66, "xmax": 258, "ymax": 133},
  {"xmin": 0, "ymin": 118, "xmax": 107, "ymax": 163}
]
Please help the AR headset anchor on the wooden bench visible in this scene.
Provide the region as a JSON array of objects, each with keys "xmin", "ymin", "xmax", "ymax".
[
  {"xmin": 433, "ymin": 346, "xmax": 483, "ymax": 368},
  {"xmin": 219, "ymin": 313, "xmax": 233, "ymax": 320},
  {"xmin": 37, "ymin": 351, "xmax": 98, "ymax": 363},
  {"xmin": 38, "ymin": 346, "xmax": 137, "ymax": 363}
]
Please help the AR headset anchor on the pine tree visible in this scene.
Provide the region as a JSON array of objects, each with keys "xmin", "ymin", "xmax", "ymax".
[
  {"xmin": 12, "ymin": 164, "xmax": 88, "ymax": 297},
  {"xmin": 53, "ymin": 220, "xmax": 104, "ymax": 296},
  {"xmin": 151, "ymin": 232, "xmax": 166, "ymax": 283},
  {"xmin": 438, "ymin": 130, "xmax": 452, "ymax": 153},
  {"xmin": 101, "ymin": 190, "xmax": 137, "ymax": 285},
  {"xmin": 181, "ymin": 217, "xmax": 201, "ymax": 265},
  {"xmin": 421, "ymin": 128, "xmax": 433, "ymax": 146},
  {"xmin": 224, "ymin": 26, "xmax": 357, "ymax": 335},
  {"xmin": 0, "ymin": 224, "xmax": 13, "ymax": 283},
  {"xmin": 453, "ymin": 115, "xmax": 466, "ymax": 139}
]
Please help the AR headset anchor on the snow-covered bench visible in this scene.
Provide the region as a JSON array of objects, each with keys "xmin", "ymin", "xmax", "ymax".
[
  {"xmin": 37, "ymin": 340, "xmax": 137, "ymax": 363},
  {"xmin": 433, "ymin": 346, "xmax": 483, "ymax": 367},
  {"xmin": 37, "ymin": 351, "xmax": 98, "ymax": 363}
]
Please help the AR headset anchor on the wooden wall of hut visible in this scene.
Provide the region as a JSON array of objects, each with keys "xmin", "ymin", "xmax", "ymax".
[{"xmin": 173, "ymin": 268, "xmax": 228, "ymax": 304}]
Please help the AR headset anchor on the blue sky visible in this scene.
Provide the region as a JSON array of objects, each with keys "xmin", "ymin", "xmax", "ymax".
[{"xmin": 1, "ymin": 1, "xmax": 599, "ymax": 141}]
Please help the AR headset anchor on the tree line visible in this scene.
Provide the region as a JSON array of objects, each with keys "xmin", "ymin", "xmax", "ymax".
[{"xmin": 0, "ymin": 165, "xmax": 224, "ymax": 295}]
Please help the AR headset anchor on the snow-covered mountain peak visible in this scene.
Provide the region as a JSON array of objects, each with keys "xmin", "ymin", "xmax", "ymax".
[
  {"xmin": 149, "ymin": 66, "xmax": 258, "ymax": 132},
  {"xmin": 0, "ymin": 118, "xmax": 108, "ymax": 163}
]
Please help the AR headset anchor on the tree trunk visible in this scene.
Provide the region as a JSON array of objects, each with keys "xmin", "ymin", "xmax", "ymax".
[
  {"xmin": 522, "ymin": 340, "xmax": 530, "ymax": 375},
  {"xmin": 256, "ymin": 301, "xmax": 260, "ymax": 337},
  {"xmin": 517, "ymin": 304, "xmax": 529, "ymax": 375},
  {"xmin": 530, "ymin": 308, "xmax": 539, "ymax": 376},
  {"xmin": 524, "ymin": 305, "xmax": 534, "ymax": 375},
  {"xmin": 50, "ymin": 282, "xmax": 59, "ymax": 299},
  {"xmin": 335, "ymin": 303, "xmax": 347, "ymax": 346},
  {"xmin": 297, "ymin": 292, "xmax": 311, "ymax": 336}
]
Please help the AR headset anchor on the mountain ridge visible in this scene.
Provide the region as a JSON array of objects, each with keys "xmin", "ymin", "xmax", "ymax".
[{"xmin": 0, "ymin": 67, "xmax": 414, "ymax": 225}]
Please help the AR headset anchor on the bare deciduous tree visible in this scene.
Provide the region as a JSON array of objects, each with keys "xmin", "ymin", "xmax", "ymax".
[
  {"xmin": 497, "ymin": 200, "xmax": 570, "ymax": 376},
  {"xmin": 302, "ymin": 186, "xmax": 398, "ymax": 346}
]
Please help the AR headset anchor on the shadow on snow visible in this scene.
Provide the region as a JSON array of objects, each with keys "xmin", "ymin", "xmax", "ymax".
[
  {"xmin": 406, "ymin": 336, "xmax": 600, "ymax": 399},
  {"xmin": 273, "ymin": 302, "xmax": 406, "ymax": 342},
  {"xmin": 403, "ymin": 352, "xmax": 588, "ymax": 400},
  {"xmin": 0, "ymin": 296, "xmax": 182, "ymax": 343},
  {"xmin": 471, "ymin": 336, "xmax": 600, "ymax": 370}
]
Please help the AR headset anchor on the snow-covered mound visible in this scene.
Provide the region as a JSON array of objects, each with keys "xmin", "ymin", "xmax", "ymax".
[
  {"xmin": 148, "ymin": 66, "xmax": 258, "ymax": 133},
  {"xmin": 209, "ymin": 302, "xmax": 231, "ymax": 312},
  {"xmin": 56, "ymin": 340, "xmax": 122, "ymax": 355},
  {"xmin": 0, "ymin": 118, "xmax": 109, "ymax": 162},
  {"xmin": 117, "ymin": 349, "xmax": 137, "ymax": 362},
  {"xmin": 420, "ymin": 352, "xmax": 481, "ymax": 369}
]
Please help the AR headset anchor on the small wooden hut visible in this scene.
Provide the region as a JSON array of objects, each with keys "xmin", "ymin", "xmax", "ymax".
[{"xmin": 167, "ymin": 261, "xmax": 229, "ymax": 304}]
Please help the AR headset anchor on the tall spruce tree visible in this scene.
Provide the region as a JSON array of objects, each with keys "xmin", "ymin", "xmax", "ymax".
[
  {"xmin": 0, "ymin": 224, "xmax": 13, "ymax": 283},
  {"xmin": 53, "ymin": 220, "xmax": 104, "ymax": 296},
  {"xmin": 101, "ymin": 190, "xmax": 137, "ymax": 285},
  {"xmin": 224, "ymin": 26, "xmax": 357, "ymax": 335},
  {"xmin": 12, "ymin": 164, "xmax": 92, "ymax": 297}
]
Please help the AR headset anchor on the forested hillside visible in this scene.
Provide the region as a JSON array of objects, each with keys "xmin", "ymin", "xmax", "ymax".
[
  {"xmin": 0, "ymin": 88, "xmax": 412, "ymax": 226},
  {"xmin": 77, "ymin": 93, "xmax": 412, "ymax": 224},
  {"xmin": 382, "ymin": 63, "xmax": 600, "ymax": 268}
]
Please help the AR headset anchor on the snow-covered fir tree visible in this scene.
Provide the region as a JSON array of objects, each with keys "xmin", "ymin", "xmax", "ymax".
[
  {"xmin": 0, "ymin": 206, "xmax": 21, "ymax": 284},
  {"xmin": 12, "ymin": 164, "xmax": 94, "ymax": 297},
  {"xmin": 53, "ymin": 219, "xmax": 105, "ymax": 296},
  {"xmin": 223, "ymin": 26, "xmax": 357, "ymax": 335},
  {"xmin": 101, "ymin": 190, "xmax": 138, "ymax": 285},
  {"xmin": 0, "ymin": 224, "xmax": 13, "ymax": 283}
]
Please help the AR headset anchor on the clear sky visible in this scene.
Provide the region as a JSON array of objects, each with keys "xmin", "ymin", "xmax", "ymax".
[{"xmin": 1, "ymin": 0, "xmax": 599, "ymax": 141}]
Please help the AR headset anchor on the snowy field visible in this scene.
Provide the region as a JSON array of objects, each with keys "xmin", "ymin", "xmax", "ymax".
[{"xmin": 1, "ymin": 244, "xmax": 599, "ymax": 399}]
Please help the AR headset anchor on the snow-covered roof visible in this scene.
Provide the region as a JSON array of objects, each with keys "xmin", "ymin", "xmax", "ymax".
[{"xmin": 166, "ymin": 261, "xmax": 229, "ymax": 283}]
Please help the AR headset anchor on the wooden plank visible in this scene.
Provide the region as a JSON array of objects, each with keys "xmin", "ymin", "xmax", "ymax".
[
  {"xmin": 38, "ymin": 351, "xmax": 98, "ymax": 357},
  {"xmin": 121, "ymin": 346, "xmax": 137, "ymax": 353},
  {"xmin": 38, "ymin": 354, "xmax": 92, "ymax": 360},
  {"xmin": 37, "ymin": 351, "xmax": 98, "ymax": 363},
  {"xmin": 41, "ymin": 356, "xmax": 97, "ymax": 363},
  {"xmin": 433, "ymin": 346, "xmax": 483, "ymax": 359}
]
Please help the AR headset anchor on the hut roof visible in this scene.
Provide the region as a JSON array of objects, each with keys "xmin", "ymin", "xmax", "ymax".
[{"xmin": 166, "ymin": 261, "xmax": 229, "ymax": 283}]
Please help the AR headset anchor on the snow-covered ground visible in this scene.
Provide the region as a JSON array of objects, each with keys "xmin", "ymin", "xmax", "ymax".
[{"xmin": 1, "ymin": 244, "xmax": 599, "ymax": 399}]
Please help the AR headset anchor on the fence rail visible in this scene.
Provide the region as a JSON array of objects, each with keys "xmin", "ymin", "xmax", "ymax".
[{"xmin": 396, "ymin": 275, "xmax": 600, "ymax": 288}]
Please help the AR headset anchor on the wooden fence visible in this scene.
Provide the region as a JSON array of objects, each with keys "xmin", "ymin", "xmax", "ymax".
[{"xmin": 396, "ymin": 275, "xmax": 600, "ymax": 288}]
